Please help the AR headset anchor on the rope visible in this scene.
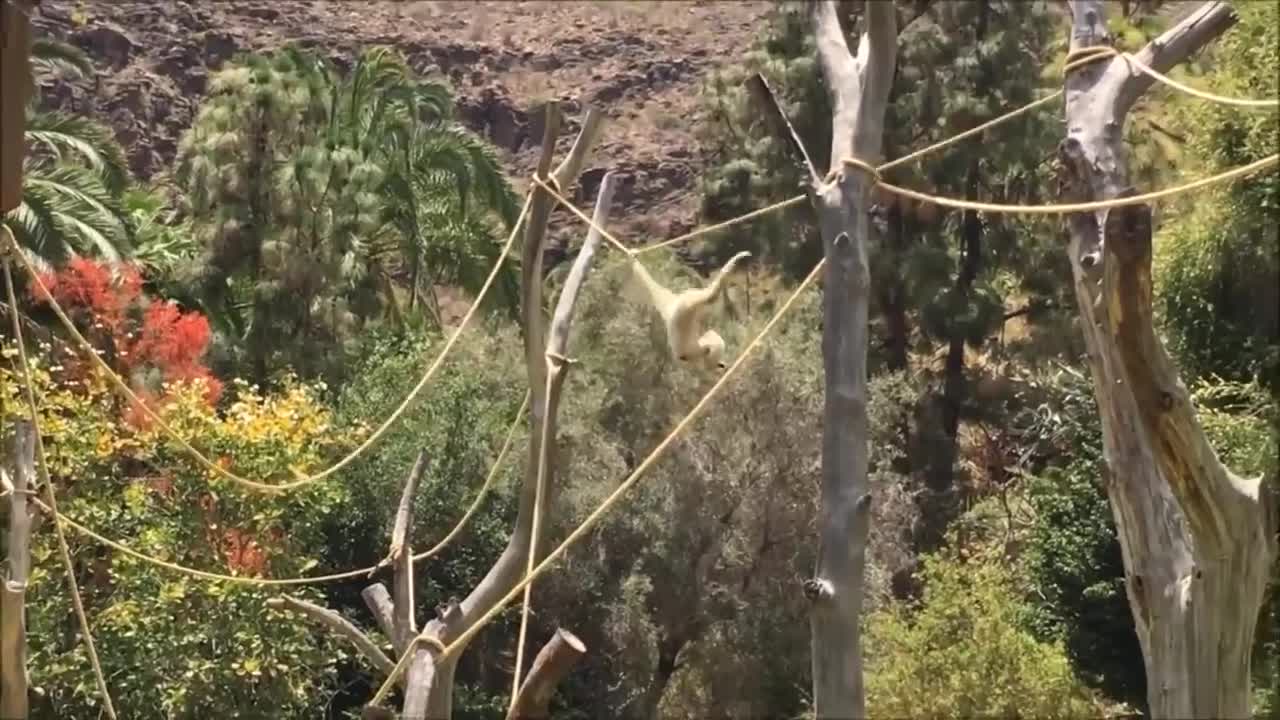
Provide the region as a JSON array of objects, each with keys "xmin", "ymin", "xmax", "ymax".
[
  {"xmin": 508, "ymin": 369, "xmax": 554, "ymax": 710},
  {"xmin": 874, "ymin": 153, "xmax": 1277, "ymax": 214},
  {"xmin": 4, "ymin": 193, "xmax": 534, "ymax": 494},
  {"xmin": 26, "ymin": 390, "xmax": 530, "ymax": 586},
  {"xmin": 536, "ymin": 151, "xmax": 1277, "ymax": 252},
  {"xmin": 1064, "ymin": 45, "xmax": 1279, "ymax": 108},
  {"xmin": 3, "ymin": 242, "xmax": 118, "ymax": 719},
  {"xmin": 370, "ymin": 256, "xmax": 827, "ymax": 708},
  {"xmin": 530, "ymin": 175, "xmax": 634, "ymax": 256},
  {"xmin": 877, "ymin": 91, "xmax": 1065, "ymax": 173},
  {"xmin": 634, "ymin": 196, "xmax": 809, "ymax": 255}
]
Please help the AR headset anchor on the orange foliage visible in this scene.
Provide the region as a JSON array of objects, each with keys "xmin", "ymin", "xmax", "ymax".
[{"xmin": 29, "ymin": 258, "xmax": 223, "ymax": 417}]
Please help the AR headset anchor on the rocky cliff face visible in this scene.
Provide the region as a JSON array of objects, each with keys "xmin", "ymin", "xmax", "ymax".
[{"xmin": 33, "ymin": 0, "xmax": 772, "ymax": 265}]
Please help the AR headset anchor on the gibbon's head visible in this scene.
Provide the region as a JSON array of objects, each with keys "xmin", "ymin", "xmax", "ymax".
[{"xmin": 696, "ymin": 330, "xmax": 727, "ymax": 371}]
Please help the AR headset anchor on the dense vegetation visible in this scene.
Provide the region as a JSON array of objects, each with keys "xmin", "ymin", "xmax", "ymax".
[{"xmin": 1, "ymin": 2, "xmax": 1275, "ymax": 719}]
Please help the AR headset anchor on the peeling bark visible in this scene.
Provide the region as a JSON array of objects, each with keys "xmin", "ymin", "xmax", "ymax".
[{"xmin": 1059, "ymin": 2, "xmax": 1276, "ymax": 716}]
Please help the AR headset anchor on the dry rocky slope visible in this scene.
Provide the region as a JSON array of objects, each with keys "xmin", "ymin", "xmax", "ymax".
[{"xmin": 35, "ymin": 0, "xmax": 773, "ymax": 279}]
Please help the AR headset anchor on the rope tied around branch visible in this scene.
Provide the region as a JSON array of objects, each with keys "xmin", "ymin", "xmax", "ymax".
[{"xmin": 1062, "ymin": 44, "xmax": 1279, "ymax": 108}]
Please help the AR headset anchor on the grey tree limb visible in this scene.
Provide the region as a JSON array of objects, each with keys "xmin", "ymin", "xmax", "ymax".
[
  {"xmin": 265, "ymin": 595, "xmax": 398, "ymax": 683},
  {"xmin": 807, "ymin": 2, "xmax": 896, "ymax": 718},
  {"xmin": 506, "ymin": 629, "xmax": 587, "ymax": 720},
  {"xmin": 1059, "ymin": 2, "xmax": 1276, "ymax": 716},
  {"xmin": 361, "ymin": 584, "xmax": 400, "ymax": 655}
]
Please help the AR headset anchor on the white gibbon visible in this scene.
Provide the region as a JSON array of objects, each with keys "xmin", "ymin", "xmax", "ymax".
[{"xmin": 629, "ymin": 251, "xmax": 752, "ymax": 372}]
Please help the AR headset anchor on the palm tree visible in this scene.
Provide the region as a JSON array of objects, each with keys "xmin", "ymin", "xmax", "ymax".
[
  {"xmin": 175, "ymin": 45, "xmax": 520, "ymax": 384},
  {"xmin": 1, "ymin": 38, "xmax": 134, "ymax": 270}
]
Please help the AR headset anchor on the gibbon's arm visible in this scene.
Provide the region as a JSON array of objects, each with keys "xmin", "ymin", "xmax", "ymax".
[{"xmin": 629, "ymin": 256, "xmax": 678, "ymax": 324}]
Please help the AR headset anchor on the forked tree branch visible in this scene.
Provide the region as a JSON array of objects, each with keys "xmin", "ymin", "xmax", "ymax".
[{"xmin": 266, "ymin": 595, "xmax": 399, "ymax": 683}]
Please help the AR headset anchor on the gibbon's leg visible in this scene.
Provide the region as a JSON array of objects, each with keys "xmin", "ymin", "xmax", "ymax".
[{"xmin": 668, "ymin": 251, "xmax": 751, "ymax": 361}]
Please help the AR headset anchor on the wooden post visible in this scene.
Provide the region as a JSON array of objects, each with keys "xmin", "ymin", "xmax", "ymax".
[{"xmin": 1, "ymin": 0, "xmax": 37, "ymax": 213}]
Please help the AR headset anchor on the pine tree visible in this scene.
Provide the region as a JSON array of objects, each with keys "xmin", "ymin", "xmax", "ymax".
[{"xmin": 175, "ymin": 46, "xmax": 518, "ymax": 386}]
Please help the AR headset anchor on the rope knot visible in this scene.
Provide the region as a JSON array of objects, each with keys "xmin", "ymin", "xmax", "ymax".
[{"xmin": 532, "ymin": 173, "xmax": 561, "ymax": 196}]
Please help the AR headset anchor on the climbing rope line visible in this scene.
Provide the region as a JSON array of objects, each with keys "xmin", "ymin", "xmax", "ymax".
[
  {"xmin": 25, "ymin": 390, "xmax": 530, "ymax": 586},
  {"xmin": 370, "ymin": 255, "xmax": 827, "ymax": 707},
  {"xmin": 540, "ymin": 149, "xmax": 1277, "ymax": 253},
  {"xmin": 4, "ymin": 194, "xmax": 534, "ymax": 494},
  {"xmin": 2, "ymin": 241, "xmax": 118, "ymax": 719}
]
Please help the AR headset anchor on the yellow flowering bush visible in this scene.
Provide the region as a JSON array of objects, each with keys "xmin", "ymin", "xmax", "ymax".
[{"xmin": 4, "ymin": 343, "xmax": 360, "ymax": 718}]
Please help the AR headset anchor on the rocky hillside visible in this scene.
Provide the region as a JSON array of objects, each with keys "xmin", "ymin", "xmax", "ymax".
[{"xmin": 33, "ymin": 0, "xmax": 774, "ymax": 268}]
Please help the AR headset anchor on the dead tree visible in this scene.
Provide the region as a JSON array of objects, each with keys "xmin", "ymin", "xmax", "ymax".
[
  {"xmin": 1058, "ymin": 2, "xmax": 1276, "ymax": 716},
  {"xmin": 739, "ymin": 2, "xmax": 897, "ymax": 717},
  {"xmin": 272, "ymin": 103, "xmax": 606, "ymax": 719},
  {"xmin": 2, "ymin": 422, "xmax": 38, "ymax": 719},
  {"xmin": 806, "ymin": 3, "xmax": 895, "ymax": 718}
]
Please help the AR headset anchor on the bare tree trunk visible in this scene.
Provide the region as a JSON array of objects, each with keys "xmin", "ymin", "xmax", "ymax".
[
  {"xmin": 1058, "ymin": 2, "xmax": 1276, "ymax": 717},
  {"xmin": 804, "ymin": 3, "xmax": 896, "ymax": 718},
  {"xmin": 1, "ymin": 0, "xmax": 34, "ymax": 215},
  {"xmin": 1, "ymin": 422, "xmax": 37, "ymax": 719}
]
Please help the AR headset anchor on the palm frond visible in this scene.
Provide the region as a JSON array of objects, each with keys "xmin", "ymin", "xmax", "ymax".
[
  {"xmin": 30, "ymin": 38, "xmax": 94, "ymax": 82},
  {"xmin": 23, "ymin": 164, "xmax": 132, "ymax": 260},
  {"xmin": 26, "ymin": 110, "xmax": 130, "ymax": 192}
]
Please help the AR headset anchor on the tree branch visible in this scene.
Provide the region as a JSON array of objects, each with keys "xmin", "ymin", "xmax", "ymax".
[
  {"xmin": 390, "ymin": 452, "xmax": 429, "ymax": 653},
  {"xmin": 361, "ymin": 584, "xmax": 400, "ymax": 655},
  {"xmin": 266, "ymin": 595, "xmax": 398, "ymax": 683},
  {"xmin": 812, "ymin": 0, "xmax": 859, "ymax": 168},
  {"xmin": 369, "ymin": 104, "xmax": 606, "ymax": 720},
  {"xmin": 1103, "ymin": 201, "xmax": 1268, "ymax": 547},
  {"xmin": 1117, "ymin": 1, "xmax": 1237, "ymax": 111},
  {"xmin": 745, "ymin": 73, "xmax": 821, "ymax": 186},
  {"xmin": 548, "ymin": 171, "xmax": 615, "ymax": 357},
  {"xmin": 505, "ymin": 629, "xmax": 587, "ymax": 720}
]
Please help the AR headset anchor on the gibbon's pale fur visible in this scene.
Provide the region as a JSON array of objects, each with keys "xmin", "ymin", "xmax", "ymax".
[{"xmin": 629, "ymin": 251, "xmax": 751, "ymax": 371}]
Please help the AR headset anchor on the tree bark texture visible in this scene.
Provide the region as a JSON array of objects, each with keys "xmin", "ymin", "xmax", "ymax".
[
  {"xmin": 2, "ymin": 422, "xmax": 37, "ymax": 719},
  {"xmin": 1059, "ymin": 2, "xmax": 1276, "ymax": 716},
  {"xmin": 808, "ymin": 2, "xmax": 896, "ymax": 718}
]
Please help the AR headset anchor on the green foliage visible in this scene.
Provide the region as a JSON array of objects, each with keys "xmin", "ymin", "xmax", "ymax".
[
  {"xmin": 1154, "ymin": 0, "xmax": 1280, "ymax": 396},
  {"xmin": 175, "ymin": 45, "xmax": 518, "ymax": 387},
  {"xmin": 1013, "ymin": 364, "xmax": 1147, "ymax": 709},
  {"xmin": 4, "ymin": 110, "xmax": 135, "ymax": 267},
  {"xmin": 321, "ymin": 326, "xmax": 526, "ymax": 716},
  {"xmin": 864, "ymin": 550, "xmax": 1104, "ymax": 718},
  {"xmin": 2, "ymin": 38, "xmax": 135, "ymax": 268},
  {"xmin": 2, "ymin": 353, "xmax": 353, "ymax": 718}
]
